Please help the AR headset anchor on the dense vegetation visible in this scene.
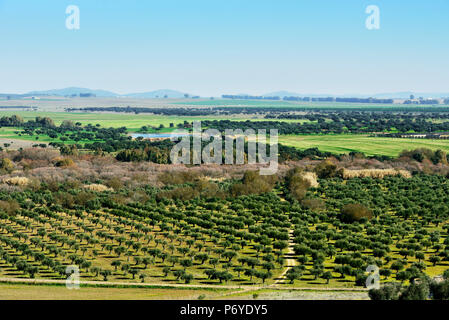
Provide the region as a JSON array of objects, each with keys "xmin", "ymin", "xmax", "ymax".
[
  {"xmin": 1, "ymin": 111, "xmax": 449, "ymax": 298},
  {"xmin": 202, "ymin": 115, "xmax": 449, "ymax": 135},
  {"xmin": 1, "ymin": 152, "xmax": 449, "ymax": 289}
]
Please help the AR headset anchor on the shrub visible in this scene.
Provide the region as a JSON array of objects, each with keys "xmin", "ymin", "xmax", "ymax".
[
  {"xmin": 3, "ymin": 176, "xmax": 30, "ymax": 187},
  {"xmin": 301, "ymin": 198, "xmax": 325, "ymax": 211},
  {"xmin": 83, "ymin": 184, "xmax": 113, "ymax": 192},
  {"xmin": 105, "ymin": 177, "xmax": 124, "ymax": 191},
  {"xmin": 0, "ymin": 199, "xmax": 20, "ymax": 215},
  {"xmin": 285, "ymin": 167, "xmax": 311, "ymax": 201},
  {"xmin": 369, "ymin": 282, "xmax": 402, "ymax": 300},
  {"xmin": 314, "ymin": 160, "xmax": 337, "ymax": 179},
  {"xmin": 340, "ymin": 203, "xmax": 373, "ymax": 223},
  {"xmin": 158, "ymin": 171, "xmax": 200, "ymax": 185},
  {"xmin": 0, "ymin": 158, "xmax": 14, "ymax": 173},
  {"xmin": 342, "ymin": 169, "xmax": 411, "ymax": 179},
  {"xmin": 302, "ymin": 172, "xmax": 319, "ymax": 188},
  {"xmin": 230, "ymin": 170, "xmax": 277, "ymax": 196},
  {"xmin": 54, "ymin": 158, "xmax": 75, "ymax": 168},
  {"xmin": 430, "ymin": 280, "xmax": 449, "ymax": 300},
  {"xmin": 399, "ymin": 281, "xmax": 430, "ymax": 300},
  {"xmin": 157, "ymin": 186, "xmax": 199, "ymax": 201}
]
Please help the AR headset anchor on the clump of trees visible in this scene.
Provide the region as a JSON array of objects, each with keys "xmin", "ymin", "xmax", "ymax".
[
  {"xmin": 314, "ymin": 160, "xmax": 338, "ymax": 179},
  {"xmin": 158, "ymin": 171, "xmax": 200, "ymax": 185},
  {"xmin": 230, "ymin": 171, "xmax": 277, "ymax": 196},
  {"xmin": 53, "ymin": 158, "xmax": 75, "ymax": 168},
  {"xmin": 340, "ymin": 203, "xmax": 373, "ymax": 223},
  {"xmin": 400, "ymin": 148, "xmax": 448, "ymax": 165},
  {"xmin": 369, "ymin": 275, "xmax": 449, "ymax": 300},
  {"xmin": 0, "ymin": 158, "xmax": 14, "ymax": 174},
  {"xmin": 284, "ymin": 167, "xmax": 311, "ymax": 202},
  {"xmin": 0, "ymin": 199, "xmax": 20, "ymax": 215}
]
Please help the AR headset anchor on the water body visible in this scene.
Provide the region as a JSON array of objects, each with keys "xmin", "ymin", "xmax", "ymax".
[{"xmin": 131, "ymin": 133, "xmax": 187, "ymax": 139}]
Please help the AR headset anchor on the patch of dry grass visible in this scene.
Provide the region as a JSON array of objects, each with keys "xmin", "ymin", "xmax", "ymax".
[{"xmin": 342, "ymin": 168, "xmax": 411, "ymax": 179}]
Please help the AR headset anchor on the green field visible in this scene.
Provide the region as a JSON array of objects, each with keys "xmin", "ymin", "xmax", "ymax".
[
  {"xmin": 0, "ymin": 127, "xmax": 103, "ymax": 145},
  {"xmin": 176, "ymin": 99, "xmax": 448, "ymax": 110},
  {"xmin": 2, "ymin": 110, "xmax": 449, "ymax": 157},
  {"xmin": 279, "ymin": 134, "xmax": 449, "ymax": 157},
  {"xmin": 0, "ymin": 111, "xmax": 310, "ymax": 132}
]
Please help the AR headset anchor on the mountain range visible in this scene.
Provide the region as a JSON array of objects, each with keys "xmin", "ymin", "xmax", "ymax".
[
  {"xmin": 2, "ymin": 87, "xmax": 448, "ymax": 99},
  {"xmin": 22, "ymin": 87, "xmax": 189, "ymax": 98}
]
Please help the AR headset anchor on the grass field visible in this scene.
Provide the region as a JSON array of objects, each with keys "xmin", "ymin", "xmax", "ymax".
[
  {"xmin": 0, "ymin": 283, "xmax": 369, "ymax": 300},
  {"xmin": 279, "ymin": 134, "xmax": 449, "ymax": 157},
  {"xmin": 176, "ymin": 99, "xmax": 449, "ymax": 110},
  {"xmin": 0, "ymin": 111, "xmax": 311, "ymax": 132},
  {"xmin": 2, "ymin": 109, "xmax": 449, "ymax": 157},
  {"xmin": 0, "ymin": 283, "xmax": 229, "ymax": 300}
]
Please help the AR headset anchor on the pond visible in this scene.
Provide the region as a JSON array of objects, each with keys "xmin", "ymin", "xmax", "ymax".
[{"xmin": 131, "ymin": 133, "xmax": 188, "ymax": 139}]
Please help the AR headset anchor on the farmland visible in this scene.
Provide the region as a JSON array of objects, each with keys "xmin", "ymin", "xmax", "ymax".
[
  {"xmin": 0, "ymin": 283, "xmax": 230, "ymax": 300},
  {"xmin": 0, "ymin": 111, "xmax": 311, "ymax": 133},
  {"xmin": 3, "ymin": 103, "xmax": 449, "ymax": 159},
  {"xmin": 1, "ymin": 154, "xmax": 449, "ymax": 293},
  {"xmin": 279, "ymin": 134, "xmax": 449, "ymax": 157},
  {"xmin": 1, "ymin": 100, "xmax": 449, "ymax": 300}
]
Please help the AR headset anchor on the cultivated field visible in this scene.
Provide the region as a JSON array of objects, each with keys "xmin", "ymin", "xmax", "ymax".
[
  {"xmin": 1, "ymin": 98, "xmax": 449, "ymax": 300},
  {"xmin": 279, "ymin": 134, "xmax": 449, "ymax": 157}
]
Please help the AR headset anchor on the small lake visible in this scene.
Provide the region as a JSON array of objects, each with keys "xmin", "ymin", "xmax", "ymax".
[{"xmin": 131, "ymin": 133, "xmax": 188, "ymax": 139}]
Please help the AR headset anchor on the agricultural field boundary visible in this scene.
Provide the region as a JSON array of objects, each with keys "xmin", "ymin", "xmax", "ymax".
[{"xmin": 0, "ymin": 277, "xmax": 369, "ymax": 292}]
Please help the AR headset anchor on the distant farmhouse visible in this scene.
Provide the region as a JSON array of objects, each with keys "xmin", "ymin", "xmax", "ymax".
[{"xmin": 403, "ymin": 95, "xmax": 442, "ymax": 105}]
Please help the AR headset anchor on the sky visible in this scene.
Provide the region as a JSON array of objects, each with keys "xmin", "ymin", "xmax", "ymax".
[{"xmin": 0, "ymin": 0, "xmax": 448, "ymax": 96}]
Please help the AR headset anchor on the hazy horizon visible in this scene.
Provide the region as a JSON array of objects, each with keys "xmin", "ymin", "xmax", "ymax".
[{"xmin": 3, "ymin": 87, "xmax": 449, "ymax": 99}]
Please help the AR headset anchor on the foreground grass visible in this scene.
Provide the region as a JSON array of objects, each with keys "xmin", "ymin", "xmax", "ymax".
[
  {"xmin": 279, "ymin": 134, "xmax": 449, "ymax": 157},
  {"xmin": 219, "ymin": 288, "xmax": 369, "ymax": 300},
  {"xmin": 0, "ymin": 283, "xmax": 370, "ymax": 300},
  {"xmin": 0, "ymin": 283, "xmax": 229, "ymax": 300}
]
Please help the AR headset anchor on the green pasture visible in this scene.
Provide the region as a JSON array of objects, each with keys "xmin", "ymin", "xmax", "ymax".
[
  {"xmin": 175, "ymin": 99, "xmax": 448, "ymax": 110},
  {"xmin": 279, "ymin": 134, "xmax": 449, "ymax": 157},
  {"xmin": 0, "ymin": 111, "xmax": 311, "ymax": 132},
  {"xmin": 0, "ymin": 127, "xmax": 100, "ymax": 145}
]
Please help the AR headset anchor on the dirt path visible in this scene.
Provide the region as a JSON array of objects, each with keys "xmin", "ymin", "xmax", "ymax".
[{"xmin": 273, "ymin": 229, "xmax": 297, "ymax": 285}]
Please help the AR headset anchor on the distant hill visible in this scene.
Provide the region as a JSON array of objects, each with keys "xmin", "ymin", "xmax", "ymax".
[
  {"xmin": 5, "ymin": 88, "xmax": 449, "ymax": 100},
  {"xmin": 23, "ymin": 87, "xmax": 190, "ymax": 98},
  {"xmin": 27, "ymin": 87, "xmax": 119, "ymax": 97},
  {"xmin": 123, "ymin": 89, "xmax": 188, "ymax": 99}
]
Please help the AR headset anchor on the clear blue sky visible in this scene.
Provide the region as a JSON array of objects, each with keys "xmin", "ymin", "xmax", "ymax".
[{"xmin": 0, "ymin": 0, "xmax": 448, "ymax": 96}]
